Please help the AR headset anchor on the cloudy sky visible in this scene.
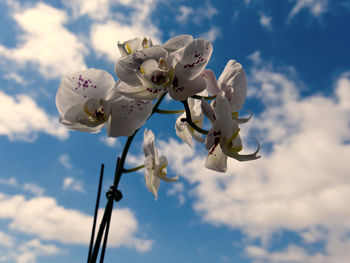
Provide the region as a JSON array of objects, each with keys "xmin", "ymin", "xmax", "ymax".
[{"xmin": 1, "ymin": 0, "xmax": 350, "ymax": 262}]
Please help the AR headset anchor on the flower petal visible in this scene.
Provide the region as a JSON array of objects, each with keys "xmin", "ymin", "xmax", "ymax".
[
  {"xmin": 175, "ymin": 112, "xmax": 194, "ymax": 147},
  {"xmin": 60, "ymin": 104, "xmax": 105, "ymax": 132},
  {"xmin": 107, "ymin": 97, "xmax": 153, "ymax": 137},
  {"xmin": 56, "ymin": 69, "xmax": 115, "ymax": 116},
  {"xmin": 201, "ymin": 69, "xmax": 220, "ymax": 96},
  {"xmin": 118, "ymin": 37, "xmax": 143, "ymax": 56},
  {"xmin": 169, "ymin": 75, "xmax": 206, "ymax": 101},
  {"xmin": 144, "ymin": 166, "xmax": 160, "ymax": 200},
  {"xmin": 174, "ymin": 39, "xmax": 213, "ymax": 81},
  {"xmin": 162, "ymin": 35, "xmax": 193, "ymax": 52},
  {"xmin": 116, "ymin": 79, "xmax": 161, "ymax": 101},
  {"xmin": 204, "ymin": 144, "xmax": 228, "ymax": 173},
  {"xmin": 215, "ymin": 91, "xmax": 233, "ymax": 138},
  {"xmin": 224, "ymin": 139, "xmax": 261, "ymax": 162},
  {"xmin": 143, "ymin": 128, "xmax": 155, "ymax": 156},
  {"xmin": 218, "ymin": 60, "xmax": 247, "ymax": 111},
  {"xmin": 201, "ymin": 98, "xmax": 216, "ymax": 124},
  {"xmin": 60, "ymin": 117, "xmax": 103, "ymax": 133}
]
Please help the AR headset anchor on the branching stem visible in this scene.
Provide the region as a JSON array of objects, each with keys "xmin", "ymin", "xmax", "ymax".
[
  {"xmin": 181, "ymin": 100, "xmax": 209, "ymax": 135},
  {"xmin": 191, "ymin": 94, "xmax": 216, "ymax": 100}
]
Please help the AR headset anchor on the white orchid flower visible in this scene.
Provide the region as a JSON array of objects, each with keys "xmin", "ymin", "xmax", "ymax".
[
  {"xmin": 115, "ymin": 45, "xmax": 168, "ymax": 87},
  {"xmin": 201, "ymin": 91, "xmax": 260, "ymax": 172},
  {"xmin": 143, "ymin": 129, "xmax": 178, "ymax": 200},
  {"xmin": 201, "ymin": 60, "xmax": 251, "ymax": 123},
  {"xmin": 116, "ymin": 57, "xmax": 173, "ymax": 100},
  {"xmin": 118, "ymin": 37, "xmax": 153, "ymax": 57},
  {"xmin": 175, "ymin": 97, "xmax": 205, "ymax": 147},
  {"xmin": 115, "ymin": 36, "xmax": 212, "ymax": 101},
  {"xmin": 167, "ymin": 38, "xmax": 212, "ymax": 101},
  {"xmin": 56, "ymin": 68, "xmax": 153, "ymax": 137}
]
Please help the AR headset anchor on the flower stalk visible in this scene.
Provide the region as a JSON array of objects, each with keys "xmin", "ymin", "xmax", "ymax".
[{"xmin": 181, "ymin": 100, "xmax": 209, "ymax": 135}]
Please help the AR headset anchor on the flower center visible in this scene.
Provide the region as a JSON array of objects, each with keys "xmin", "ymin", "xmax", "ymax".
[{"xmin": 83, "ymin": 99, "xmax": 108, "ymax": 124}]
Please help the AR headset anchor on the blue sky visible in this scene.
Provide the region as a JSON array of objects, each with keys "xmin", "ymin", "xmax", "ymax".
[{"xmin": 1, "ymin": 0, "xmax": 350, "ymax": 262}]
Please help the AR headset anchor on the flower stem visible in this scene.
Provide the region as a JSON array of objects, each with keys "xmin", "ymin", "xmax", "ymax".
[
  {"xmin": 155, "ymin": 109, "xmax": 185, "ymax": 114},
  {"xmin": 123, "ymin": 165, "xmax": 145, "ymax": 173},
  {"xmin": 181, "ymin": 100, "xmax": 209, "ymax": 135},
  {"xmin": 191, "ymin": 94, "xmax": 216, "ymax": 100}
]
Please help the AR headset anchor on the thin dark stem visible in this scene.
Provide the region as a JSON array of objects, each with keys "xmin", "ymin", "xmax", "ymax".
[
  {"xmin": 123, "ymin": 165, "xmax": 145, "ymax": 173},
  {"xmin": 87, "ymin": 164, "xmax": 105, "ymax": 263},
  {"xmin": 99, "ymin": 208, "xmax": 112, "ymax": 263},
  {"xmin": 155, "ymin": 109, "xmax": 185, "ymax": 114},
  {"xmin": 191, "ymin": 94, "xmax": 216, "ymax": 100},
  {"xmin": 181, "ymin": 100, "xmax": 209, "ymax": 135},
  {"xmin": 89, "ymin": 199, "xmax": 114, "ymax": 263}
]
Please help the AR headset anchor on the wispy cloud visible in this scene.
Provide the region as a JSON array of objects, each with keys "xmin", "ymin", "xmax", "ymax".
[
  {"xmin": 0, "ymin": 231, "xmax": 14, "ymax": 248},
  {"xmin": 3, "ymin": 72, "xmax": 27, "ymax": 85},
  {"xmin": 0, "ymin": 177, "xmax": 45, "ymax": 196},
  {"xmin": 175, "ymin": 2, "xmax": 218, "ymax": 25},
  {"xmin": 200, "ymin": 26, "xmax": 222, "ymax": 42},
  {"xmin": 58, "ymin": 154, "xmax": 73, "ymax": 170},
  {"xmin": 62, "ymin": 177, "xmax": 85, "ymax": 193},
  {"xmin": 259, "ymin": 13, "xmax": 272, "ymax": 30},
  {"xmin": 0, "ymin": 91, "xmax": 68, "ymax": 141},
  {"xmin": 99, "ymin": 135, "xmax": 121, "ymax": 148},
  {"xmin": 288, "ymin": 0, "xmax": 329, "ymax": 20},
  {"xmin": 0, "ymin": 238, "xmax": 60, "ymax": 263},
  {"xmin": 22, "ymin": 183, "xmax": 45, "ymax": 196},
  {"xmin": 167, "ymin": 182, "xmax": 186, "ymax": 206}
]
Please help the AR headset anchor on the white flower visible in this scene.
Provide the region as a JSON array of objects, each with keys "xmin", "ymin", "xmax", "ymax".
[
  {"xmin": 175, "ymin": 97, "xmax": 205, "ymax": 147},
  {"xmin": 56, "ymin": 68, "xmax": 153, "ymax": 137},
  {"xmin": 143, "ymin": 129, "xmax": 178, "ymax": 200},
  {"xmin": 201, "ymin": 91, "xmax": 260, "ymax": 172},
  {"xmin": 115, "ymin": 35, "xmax": 212, "ymax": 101},
  {"xmin": 202, "ymin": 59, "xmax": 247, "ymax": 111}
]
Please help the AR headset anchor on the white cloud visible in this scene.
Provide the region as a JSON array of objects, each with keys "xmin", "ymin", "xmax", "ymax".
[
  {"xmin": 289, "ymin": 0, "xmax": 329, "ymax": 20},
  {"xmin": 175, "ymin": 2, "xmax": 218, "ymax": 25},
  {"xmin": 0, "ymin": 238, "xmax": 60, "ymax": 263},
  {"xmin": 0, "ymin": 231, "xmax": 14, "ymax": 247},
  {"xmin": 0, "ymin": 192, "xmax": 153, "ymax": 251},
  {"xmin": 0, "ymin": 2, "xmax": 87, "ymax": 78},
  {"xmin": 259, "ymin": 13, "xmax": 272, "ymax": 30},
  {"xmin": 3, "ymin": 72, "xmax": 26, "ymax": 84},
  {"xmin": 0, "ymin": 177, "xmax": 44, "ymax": 196},
  {"xmin": 245, "ymin": 244, "xmax": 328, "ymax": 263},
  {"xmin": 99, "ymin": 135, "xmax": 121, "ymax": 147},
  {"xmin": 62, "ymin": 0, "xmax": 114, "ymax": 20},
  {"xmin": 0, "ymin": 177, "xmax": 18, "ymax": 187},
  {"xmin": 22, "ymin": 183, "xmax": 45, "ymax": 196},
  {"xmin": 0, "ymin": 91, "xmax": 68, "ymax": 141},
  {"xmin": 156, "ymin": 56, "xmax": 350, "ymax": 262},
  {"xmin": 200, "ymin": 27, "xmax": 222, "ymax": 42},
  {"xmin": 58, "ymin": 154, "xmax": 73, "ymax": 170},
  {"xmin": 62, "ymin": 177, "xmax": 85, "ymax": 193},
  {"xmin": 167, "ymin": 182, "xmax": 186, "ymax": 206},
  {"xmin": 175, "ymin": 6, "xmax": 194, "ymax": 23}
]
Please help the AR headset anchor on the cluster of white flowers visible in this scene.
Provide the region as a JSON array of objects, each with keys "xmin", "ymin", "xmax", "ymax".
[{"xmin": 56, "ymin": 35, "xmax": 260, "ymax": 199}]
